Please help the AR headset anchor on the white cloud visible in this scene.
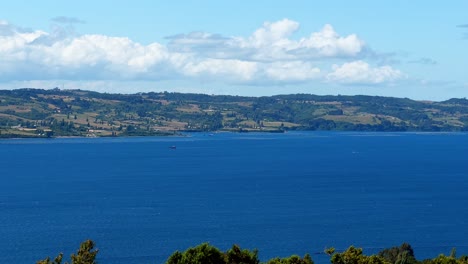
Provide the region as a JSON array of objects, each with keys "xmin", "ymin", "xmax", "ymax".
[
  {"xmin": 181, "ymin": 59, "xmax": 258, "ymax": 81},
  {"xmin": 247, "ymin": 19, "xmax": 299, "ymax": 47},
  {"xmin": 327, "ymin": 61, "xmax": 404, "ymax": 84},
  {"xmin": 168, "ymin": 19, "xmax": 366, "ymax": 61},
  {"xmin": 0, "ymin": 19, "xmax": 401, "ymax": 87},
  {"xmin": 264, "ymin": 61, "xmax": 321, "ymax": 81},
  {"xmin": 0, "ymin": 28, "xmax": 47, "ymax": 54},
  {"xmin": 296, "ymin": 24, "xmax": 364, "ymax": 57},
  {"xmin": 0, "ymin": 25, "xmax": 172, "ymax": 80}
]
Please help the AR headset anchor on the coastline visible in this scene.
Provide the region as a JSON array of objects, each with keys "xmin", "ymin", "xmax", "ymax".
[{"xmin": 1, "ymin": 130, "xmax": 467, "ymax": 141}]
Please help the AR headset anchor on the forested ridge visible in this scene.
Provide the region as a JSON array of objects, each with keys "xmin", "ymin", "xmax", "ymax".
[
  {"xmin": 37, "ymin": 240, "xmax": 468, "ymax": 264},
  {"xmin": 1, "ymin": 88, "xmax": 468, "ymax": 138}
]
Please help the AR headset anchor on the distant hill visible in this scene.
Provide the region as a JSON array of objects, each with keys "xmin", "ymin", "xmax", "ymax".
[{"xmin": 0, "ymin": 88, "xmax": 467, "ymax": 138}]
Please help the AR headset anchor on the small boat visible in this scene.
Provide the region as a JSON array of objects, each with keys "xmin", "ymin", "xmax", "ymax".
[{"xmin": 169, "ymin": 145, "xmax": 176, "ymax": 149}]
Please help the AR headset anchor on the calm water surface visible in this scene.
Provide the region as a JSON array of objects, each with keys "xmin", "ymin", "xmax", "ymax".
[{"xmin": 0, "ymin": 132, "xmax": 467, "ymax": 263}]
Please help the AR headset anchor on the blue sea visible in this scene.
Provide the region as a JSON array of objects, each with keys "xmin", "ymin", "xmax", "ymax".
[{"xmin": 0, "ymin": 132, "xmax": 467, "ymax": 263}]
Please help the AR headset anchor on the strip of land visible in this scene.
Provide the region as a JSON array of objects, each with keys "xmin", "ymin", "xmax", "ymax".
[{"xmin": 1, "ymin": 88, "xmax": 467, "ymax": 138}]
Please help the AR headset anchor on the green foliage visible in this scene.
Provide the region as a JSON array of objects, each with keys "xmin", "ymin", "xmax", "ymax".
[
  {"xmin": 226, "ymin": 244, "xmax": 260, "ymax": 264},
  {"xmin": 420, "ymin": 253, "xmax": 468, "ymax": 264},
  {"xmin": 458, "ymin": 256, "xmax": 468, "ymax": 264},
  {"xmin": 70, "ymin": 240, "xmax": 98, "ymax": 264},
  {"xmin": 166, "ymin": 243, "xmax": 226, "ymax": 264},
  {"xmin": 378, "ymin": 243, "xmax": 417, "ymax": 264},
  {"xmin": 266, "ymin": 254, "xmax": 314, "ymax": 264},
  {"xmin": 166, "ymin": 243, "xmax": 304, "ymax": 264},
  {"xmin": 326, "ymin": 248, "xmax": 336, "ymax": 256},
  {"xmin": 36, "ymin": 253, "xmax": 63, "ymax": 264},
  {"xmin": 36, "ymin": 240, "xmax": 98, "ymax": 264},
  {"xmin": 38, "ymin": 241, "xmax": 468, "ymax": 264},
  {"xmin": 451, "ymin": 248, "xmax": 457, "ymax": 259},
  {"xmin": 330, "ymin": 246, "xmax": 389, "ymax": 264}
]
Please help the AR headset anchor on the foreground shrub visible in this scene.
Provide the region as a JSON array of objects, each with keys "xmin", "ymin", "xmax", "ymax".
[
  {"xmin": 37, "ymin": 240, "xmax": 98, "ymax": 264},
  {"xmin": 38, "ymin": 240, "xmax": 468, "ymax": 264}
]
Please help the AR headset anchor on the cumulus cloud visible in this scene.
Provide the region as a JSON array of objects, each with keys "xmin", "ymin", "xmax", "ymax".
[
  {"xmin": 0, "ymin": 19, "xmax": 402, "ymax": 86},
  {"xmin": 167, "ymin": 19, "xmax": 365, "ymax": 61},
  {"xmin": 327, "ymin": 61, "xmax": 404, "ymax": 84},
  {"xmin": 246, "ymin": 19, "xmax": 299, "ymax": 48},
  {"xmin": 295, "ymin": 24, "xmax": 365, "ymax": 57},
  {"xmin": 181, "ymin": 58, "xmax": 258, "ymax": 82}
]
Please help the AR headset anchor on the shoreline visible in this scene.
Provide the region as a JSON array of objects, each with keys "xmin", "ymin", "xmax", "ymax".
[{"xmin": 1, "ymin": 130, "xmax": 467, "ymax": 141}]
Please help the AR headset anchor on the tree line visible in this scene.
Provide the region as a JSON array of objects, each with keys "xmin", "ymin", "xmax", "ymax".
[
  {"xmin": 1, "ymin": 88, "xmax": 468, "ymax": 138},
  {"xmin": 37, "ymin": 240, "xmax": 468, "ymax": 264}
]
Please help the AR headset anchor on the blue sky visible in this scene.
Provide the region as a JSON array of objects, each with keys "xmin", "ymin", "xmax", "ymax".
[{"xmin": 1, "ymin": 1, "xmax": 467, "ymax": 100}]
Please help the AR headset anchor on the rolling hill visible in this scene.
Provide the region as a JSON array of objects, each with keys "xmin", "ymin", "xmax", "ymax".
[{"xmin": 1, "ymin": 88, "xmax": 467, "ymax": 138}]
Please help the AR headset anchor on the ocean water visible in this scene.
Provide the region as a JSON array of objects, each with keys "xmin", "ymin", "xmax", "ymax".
[{"xmin": 0, "ymin": 132, "xmax": 467, "ymax": 263}]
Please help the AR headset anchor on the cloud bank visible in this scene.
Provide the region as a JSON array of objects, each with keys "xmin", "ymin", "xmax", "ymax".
[
  {"xmin": 327, "ymin": 61, "xmax": 404, "ymax": 84},
  {"xmin": 0, "ymin": 19, "xmax": 404, "ymax": 86}
]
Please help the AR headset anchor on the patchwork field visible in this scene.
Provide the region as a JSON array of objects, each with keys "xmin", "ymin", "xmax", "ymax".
[{"xmin": 0, "ymin": 88, "xmax": 467, "ymax": 138}]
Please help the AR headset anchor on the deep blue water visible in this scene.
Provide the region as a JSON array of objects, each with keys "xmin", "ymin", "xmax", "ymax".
[{"xmin": 0, "ymin": 132, "xmax": 467, "ymax": 263}]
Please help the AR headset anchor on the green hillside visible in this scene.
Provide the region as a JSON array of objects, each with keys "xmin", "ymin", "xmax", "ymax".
[{"xmin": 1, "ymin": 88, "xmax": 467, "ymax": 138}]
